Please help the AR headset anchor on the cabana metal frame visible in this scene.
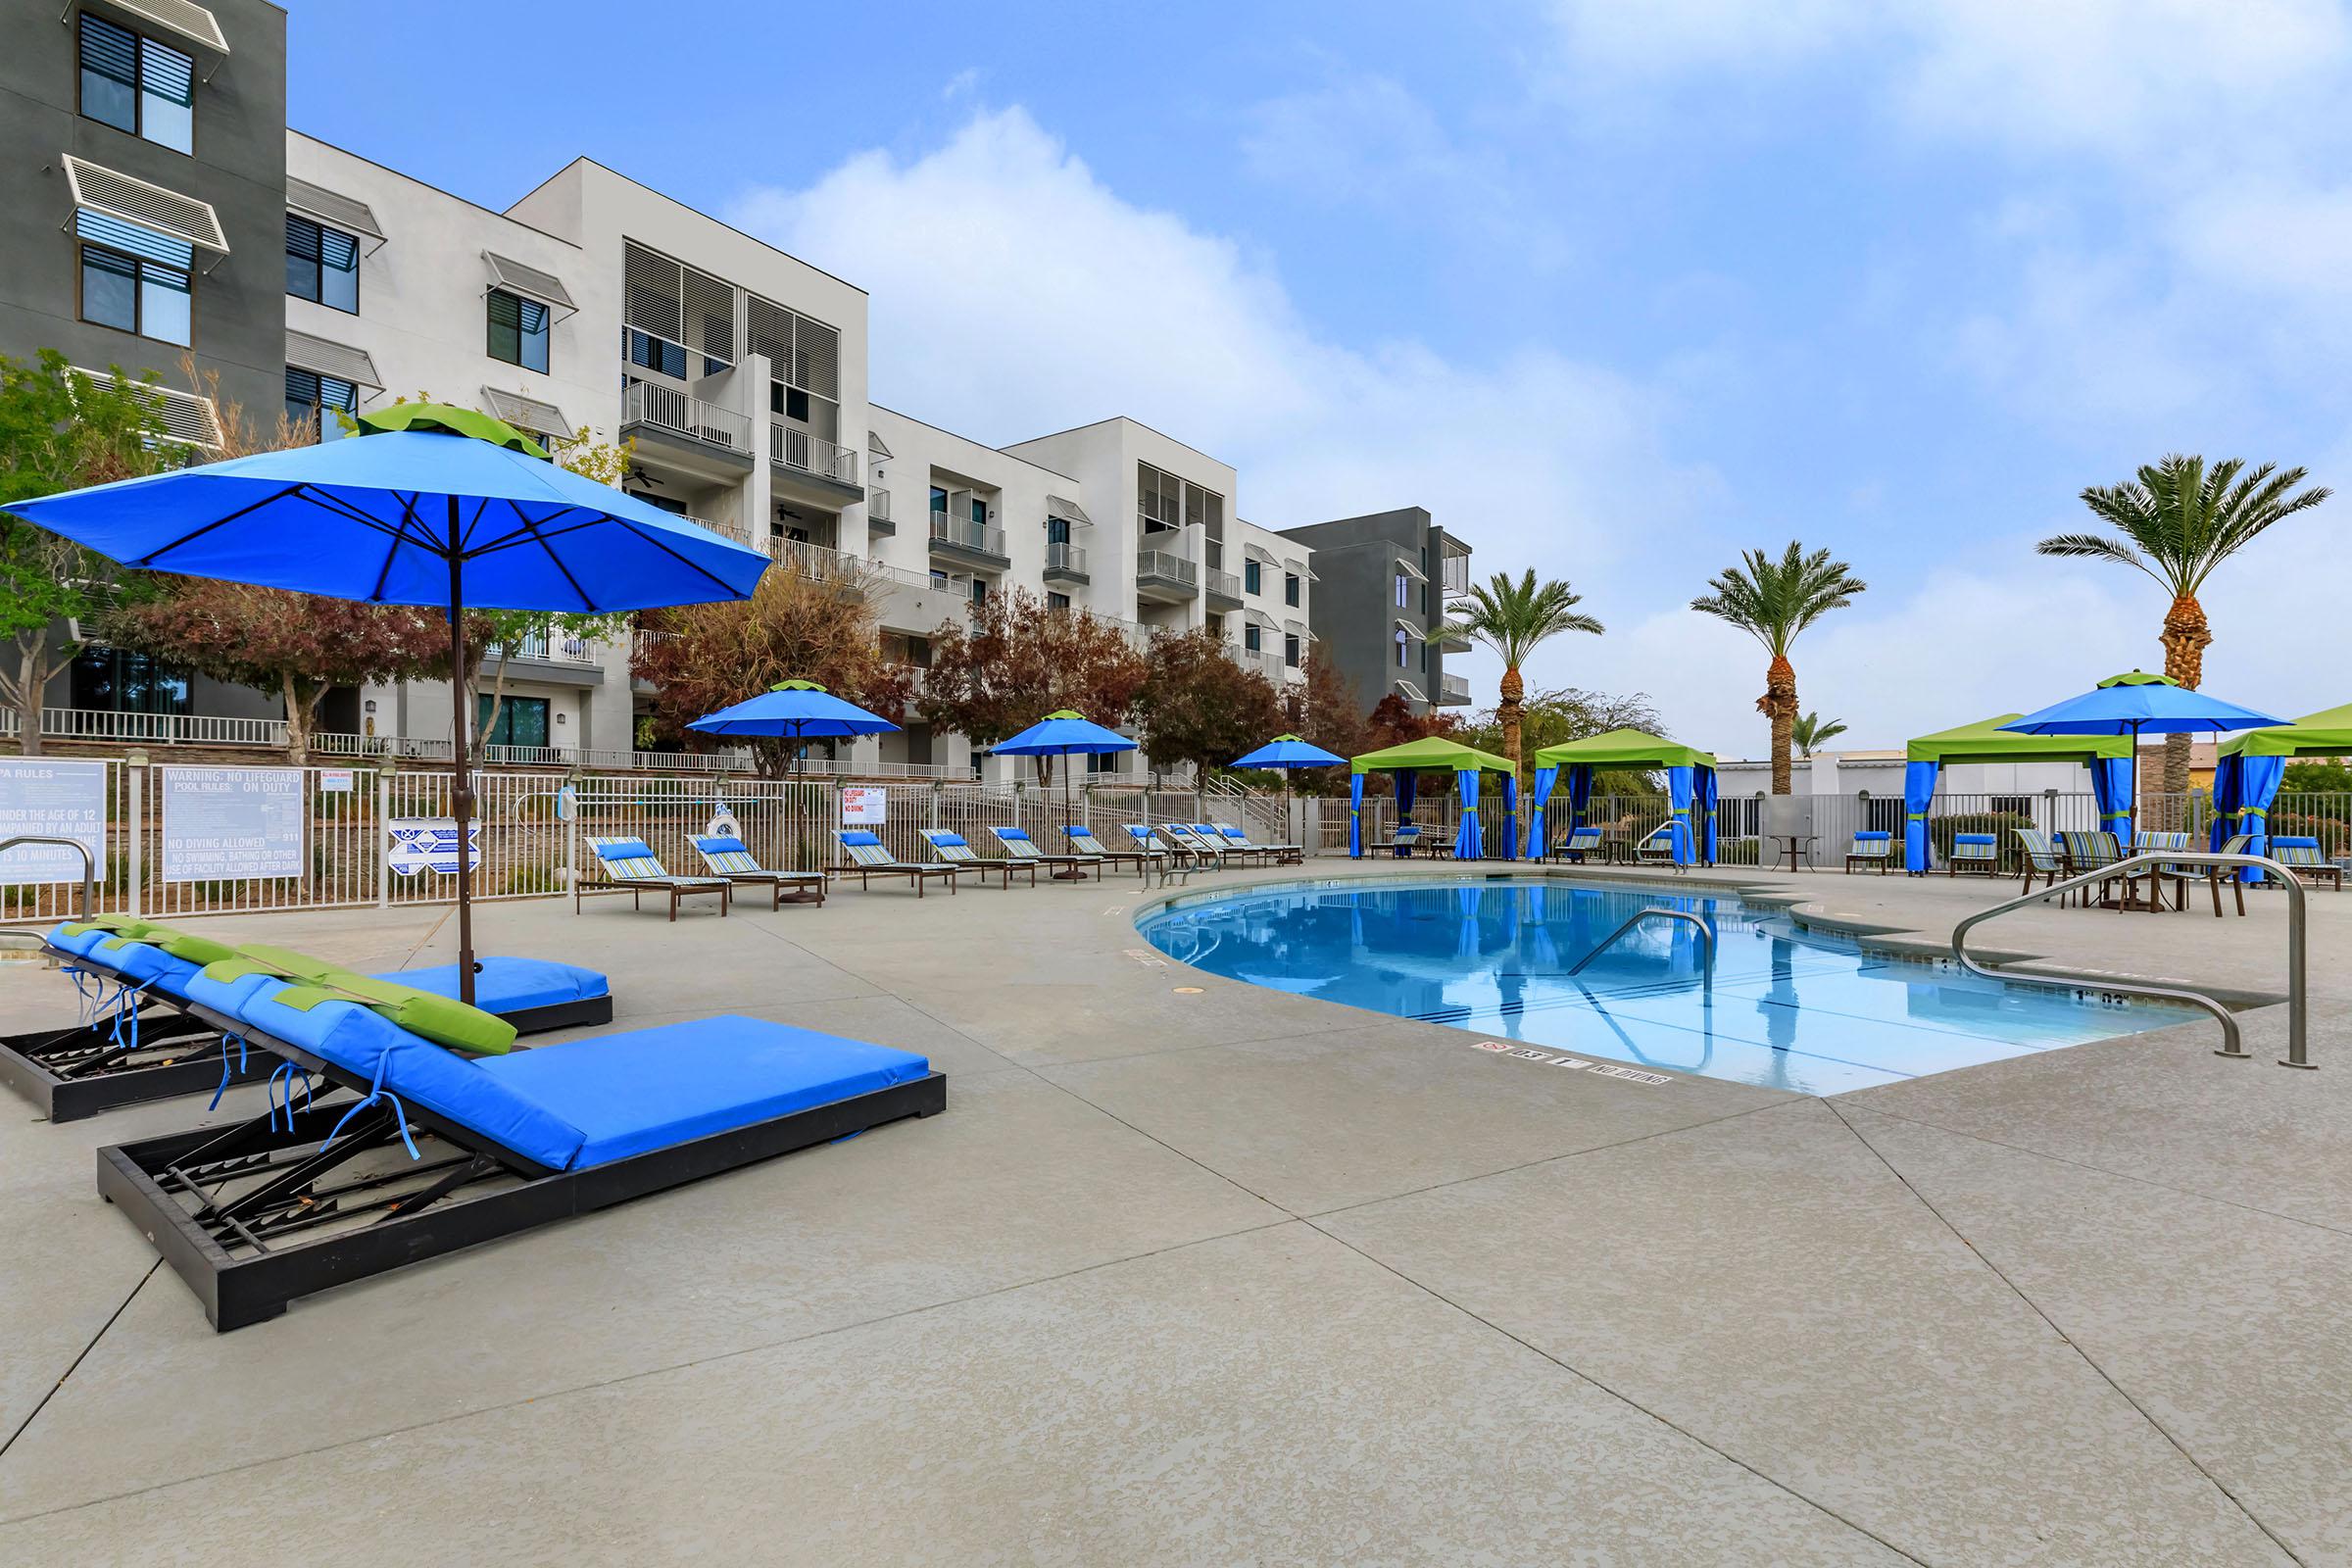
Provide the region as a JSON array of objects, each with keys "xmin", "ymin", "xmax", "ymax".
[
  {"xmin": 1348, "ymin": 737, "xmax": 1519, "ymax": 859},
  {"xmin": 1902, "ymin": 716, "xmax": 2131, "ymax": 874},
  {"xmin": 1530, "ymin": 729, "xmax": 1717, "ymax": 866},
  {"xmin": 97, "ymin": 996, "xmax": 945, "ymax": 1331},
  {"xmin": 0, "ymin": 941, "xmax": 612, "ymax": 1123}
]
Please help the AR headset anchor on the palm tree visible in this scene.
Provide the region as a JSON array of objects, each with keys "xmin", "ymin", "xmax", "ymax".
[
  {"xmin": 1438, "ymin": 569, "xmax": 1602, "ymax": 779},
  {"xmin": 1791, "ymin": 711, "xmax": 1846, "ymax": 759},
  {"xmin": 2038, "ymin": 455, "xmax": 2329, "ymax": 805},
  {"xmin": 1690, "ymin": 543, "xmax": 1867, "ymax": 794}
]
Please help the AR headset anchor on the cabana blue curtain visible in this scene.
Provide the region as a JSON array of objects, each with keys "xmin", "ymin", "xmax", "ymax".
[
  {"xmin": 1665, "ymin": 765, "xmax": 1694, "ymax": 864},
  {"xmin": 1566, "ymin": 764, "xmax": 1594, "ymax": 829},
  {"xmin": 1396, "ymin": 770, "xmax": 1418, "ymax": 818},
  {"xmin": 1500, "ymin": 773, "xmax": 1519, "ymax": 861},
  {"xmin": 1455, "ymin": 768, "xmax": 1483, "ymax": 859},
  {"xmin": 1525, "ymin": 765, "xmax": 1557, "ymax": 858},
  {"xmin": 2090, "ymin": 758, "xmax": 2134, "ymax": 844},
  {"xmin": 1697, "ymin": 766, "xmax": 1718, "ymax": 863},
  {"xmin": 1348, "ymin": 771, "xmax": 1364, "ymax": 858},
  {"xmin": 2234, "ymin": 753, "xmax": 2285, "ymax": 881},
  {"xmin": 2208, "ymin": 754, "xmax": 2241, "ymax": 854},
  {"xmin": 1902, "ymin": 760, "xmax": 1939, "ymax": 873}
]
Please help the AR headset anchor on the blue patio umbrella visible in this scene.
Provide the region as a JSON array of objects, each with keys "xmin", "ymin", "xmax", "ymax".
[
  {"xmin": 1232, "ymin": 734, "xmax": 1344, "ymax": 853},
  {"xmin": 2001, "ymin": 671, "xmax": 2280, "ymax": 845},
  {"xmin": 689, "ymin": 679, "xmax": 898, "ymax": 778},
  {"xmin": 992, "ymin": 710, "xmax": 1139, "ymax": 878},
  {"xmin": 4, "ymin": 404, "xmax": 769, "ymax": 1002}
]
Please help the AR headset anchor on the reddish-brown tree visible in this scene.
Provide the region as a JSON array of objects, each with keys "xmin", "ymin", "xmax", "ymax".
[
  {"xmin": 916, "ymin": 590, "xmax": 1150, "ymax": 783},
  {"xmin": 1131, "ymin": 625, "xmax": 1285, "ymax": 785}
]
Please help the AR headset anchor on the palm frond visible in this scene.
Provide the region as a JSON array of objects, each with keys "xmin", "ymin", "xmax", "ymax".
[{"xmin": 1690, "ymin": 541, "xmax": 1864, "ymax": 656}]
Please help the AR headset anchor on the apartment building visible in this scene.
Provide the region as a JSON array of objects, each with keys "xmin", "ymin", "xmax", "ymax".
[
  {"xmin": 0, "ymin": 0, "xmax": 1360, "ymax": 780},
  {"xmin": 1279, "ymin": 507, "xmax": 1474, "ymax": 715}
]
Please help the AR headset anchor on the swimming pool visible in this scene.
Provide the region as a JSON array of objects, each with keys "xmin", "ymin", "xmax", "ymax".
[{"xmin": 1137, "ymin": 877, "xmax": 2193, "ymax": 1094}]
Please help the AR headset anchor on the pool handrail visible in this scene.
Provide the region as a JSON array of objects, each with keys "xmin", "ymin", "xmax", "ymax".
[
  {"xmin": 1566, "ymin": 907, "xmax": 1717, "ymax": 976},
  {"xmin": 1950, "ymin": 850, "xmax": 2308, "ymax": 1069}
]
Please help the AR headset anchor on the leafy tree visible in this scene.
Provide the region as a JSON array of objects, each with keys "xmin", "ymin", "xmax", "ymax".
[
  {"xmin": 631, "ymin": 557, "xmax": 910, "ymax": 779},
  {"xmin": 1791, "ymin": 711, "xmax": 1847, "ymax": 758},
  {"xmin": 2037, "ymin": 455, "xmax": 2329, "ymax": 802},
  {"xmin": 1361, "ymin": 693, "xmax": 1461, "ymax": 801},
  {"xmin": 1278, "ymin": 656, "xmax": 1370, "ymax": 794},
  {"xmin": 0, "ymin": 352, "xmax": 189, "ymax": 755},
  {"xmin": 1437, "ymin": 570, "xmax": 1602, "ymax": 783},
  {"xmin": 1459, "ymin": 686, "xmax": 1667, "ymax": 797},
  {"xmin": 108, "ymin": 583, "xmax": 454, "ymax": 762},
  {"xmin": 916, "ymin": 590, "xmax": 1150, "ymax": 784},
  {"xmin": 2281, "ymin": 760, "xmax": 2352, "ymax": 796},
  {"xmin": 1690, "ymin": 542, "xmax": 1867, "ymax": 795},
  {"xmin": 1131, "ymin": 625, "xmax": 1284, "ymax": 785}
]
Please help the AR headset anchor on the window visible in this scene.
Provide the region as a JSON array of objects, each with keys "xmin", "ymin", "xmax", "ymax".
[
  {"xmin": 1207, "ymin": 613, "xmax": 1225, "ymax": 638},
  {"xmin": 769, "ymin": 382, "xmax": 810, "ymax": 421},
  {"xmin": 284, "ymin": 368, "xmax": 358, "ymax": 443},
  {"xmin": 488, "ymin": 290, "xmax": 549, "ymax": 373},
  {"xmin": 1396, "ymin": 629, "xmax": 1410, "ymax": 668},
  {"xmin": 1396, "ymin": 571, "xmax": 1410, "ymax": 609},
  {"xmin": 1244, "ymin": 560, "xmax": 1261, "ymax": 595},
  {"xmin": 1990, "ymin": 794, "xmax": 2034, "ymax": 819},
  {"xmin": 72, "ymin": 646, "xmax": 188, "ymax": 715},
  {"xmin": 970, "ymin": 578, "xmax": 989, "ymax": 605},
  {"xmin": 1284, "ymin": 633, "xmax": 1300, "ymax": 668},
  {"xmin": 284, "ymin": 216, "xmax": 359, "ymax": 313},
  {"xmin": 929, "ymin": 485, "xmax": 948, "ymax": 521},
  {"xmin": 623, "ymin": 328, "xmax": 686, "ymax": 379},
  {"xmin": 928, "ymin": 568, "xmax": 950, "ymax": 590},
  {"xmin": 477, "ymin": 695, "xmax": 551, "ymax": 750},
  {"xmin": 1046, "ymin": 516, "xmax": 1071, "ymax": 546},
  {"xmin": 1087, "ymin": 750, "xmax": 1119, "ymax": 775},
  {"xmin": 1047, "ymin": 591, "xmax": 1071, "ymax": 612},
  {"xmin": 78, "ymin": 14, "xmax": 193, "ymax": 154},
  {"xmin": 1284, "ymin": 572, "xmax": 1300, "ymax": 607},
  {"xmin": 1138, "ymin": 463, "xmax": 1181, "ymax": 531},
  {"xmin": 77, "ymin": 215, "xmax": 190, "ymax": 346},
  {"xmin": 1244, "ymin": 622, "xmax": 1261, "ymax": 653}
]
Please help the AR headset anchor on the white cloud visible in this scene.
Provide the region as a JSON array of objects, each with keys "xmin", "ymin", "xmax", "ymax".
[{"xmin": 729, "ymin": 106, "xmax": 1709, "ymax": 582}]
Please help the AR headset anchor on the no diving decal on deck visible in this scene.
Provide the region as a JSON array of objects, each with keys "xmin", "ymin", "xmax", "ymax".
[{"xmin": 1470, "ymin": 1039, "xmax": 1670, "ymax": 1084}]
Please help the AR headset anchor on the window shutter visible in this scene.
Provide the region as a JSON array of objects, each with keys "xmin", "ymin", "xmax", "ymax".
[
  {"xmin": 621, "ymin": 241, "xmax": 681, "ymax": 343},
  {"xmin": 747, "ymin": 295, "xmax": 793, "ymax": 367},
  {"xmin": 80, "ymin": 14, "xmax": 139, "ymax": 87},
  {"xmin": 285, "ymin": 214, "xmax": 321, "ymax": 263},
  {"xmin": 78, "ymin": 210, "xmax": 193, "ymax": 270},
  {"xmin": 681, "ymin": 266, "xmax": 735, "ymax": 364},
  {"xmin": 318, "ymin": 225, "xmax": 359, "ymax": 272},
  {"xmin": 139, "ymin": 36, "xmax": 195, "ymax": 107},
  {"xmin": 793, "ymin": 316, "xmax": 839, "ymax": 398}
]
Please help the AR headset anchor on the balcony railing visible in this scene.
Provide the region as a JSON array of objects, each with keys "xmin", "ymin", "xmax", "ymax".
[
  {"xmin": 771, "ymin": 423, "xmax": 859, "ymax": 486},
  {"xmin": 866, "ymin": 487, "xmax": 894, "ymax": 533},
  {"xmin": 928, "ymin": 511, "xmax": 1008, "ymax": 562},
  {"xmin": 770, "ymin": 537, "xmax": 870, "ymax": 586},
  {"xmin": 1439, "ymin": 671, "xmax": 1473, "ymax": 706},
  {"xmin": 1045, "ymin": 540, "xmax": 1089, "ymax": 576},
  {"xmin": 1135, "ymin": 548, "xmax": 1198, "ymax": 586},
  {"xmin": 1205, "ymin": 567, "xmax": 1243, "ymax": 602},
  {"xmin": 621, "ymin": 382, "xmax": 752, "ymax": 456},
  {"xmin": 486, "ymin": 631, "xmax": 600, "ymax": 667}
]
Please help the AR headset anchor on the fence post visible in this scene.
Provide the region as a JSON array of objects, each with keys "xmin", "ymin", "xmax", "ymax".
[
  {"xmin": 375, "ymin": 760, "xmax": 393, "ymax": 908},
  {"xmin": 123, "ymin": 752, "xmax": 145, "ymax": 918}
]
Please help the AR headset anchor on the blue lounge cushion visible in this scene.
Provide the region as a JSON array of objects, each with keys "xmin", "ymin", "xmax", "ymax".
[
  {"xmin": 594, "ymin": 837, "xmax": 657, "ymax": 861},
  {"xmin": 394, "ymin": 957, "xmax": 611, "ymax": 1013},
  {"xmin": 926, "ymin": 832, "xmax": 967, "ymax": 847},
  {"xmin": 477, "ymin": 1016, "xmax": 931, "ymax": 1168},
  {"xmin": 692, "ymin": 835, "xmax": 751, "ymax": 856},
  {"xmin": 840, "ymin": 830, "xmax": 882, "ymax": 847},
  {"xmin": 1953, "ymin": 833, "xmax": 1996, "ymax": 847},
  {"xmin": 1856, "ymin": 831, "xmax": 1892, "ymax": 842},
  {"xmin": 994, "ymin": 828, "xmax": 1032, "ymax": 841}
]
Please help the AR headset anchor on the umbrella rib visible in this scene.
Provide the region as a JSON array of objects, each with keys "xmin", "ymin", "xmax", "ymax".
[
  {"xmin": 507, "ymin": 499, "xmax": 601, "ymax": 612},
  {"xmin": 126, "ymin": 482, "xmax": 306, "ymax": 566}
]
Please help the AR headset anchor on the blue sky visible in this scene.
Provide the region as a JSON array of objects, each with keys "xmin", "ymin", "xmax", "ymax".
[{"xmin": 288, "ymin": 0, "xmax": 2352, "ymax": 755}]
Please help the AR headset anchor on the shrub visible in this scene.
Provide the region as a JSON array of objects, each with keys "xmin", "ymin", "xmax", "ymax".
[{"xmin": 2265, "ymin": 812, "xmax": 2347, "ymax": 855}]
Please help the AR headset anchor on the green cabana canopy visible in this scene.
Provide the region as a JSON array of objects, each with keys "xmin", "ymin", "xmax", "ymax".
[
  {"xmin": 1531, "ymin": 727, "xmax": 1715, "ymax": 770},
  {"xmin": 1348, "ymin": 736, "xmax": 1516, "ymax": 774},
  {"xmin": 1905, "ymin": 714, "xmax": 2131, "ymax": 765},
  {"xmin": 2217, "ymin": 702, "xmax": 2352, "ymax": 759}
]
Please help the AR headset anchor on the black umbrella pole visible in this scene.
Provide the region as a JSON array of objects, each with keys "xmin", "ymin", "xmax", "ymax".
[{"xmin": 447, "ymin": 513, "xmax": 477, "ymax": 1006}]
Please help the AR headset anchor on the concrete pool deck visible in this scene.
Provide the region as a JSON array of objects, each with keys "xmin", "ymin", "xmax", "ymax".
[{"xmin": 0, "ymin": 858, "xmax": 2346, "ymax": 1565}]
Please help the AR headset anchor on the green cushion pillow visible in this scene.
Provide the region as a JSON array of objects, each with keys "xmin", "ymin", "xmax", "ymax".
[{"xmin": 199, "ymin": 943, "xmax": 516, "ymax": 1056}]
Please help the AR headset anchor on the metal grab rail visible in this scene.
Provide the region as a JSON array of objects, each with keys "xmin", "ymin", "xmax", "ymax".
[
  {"xmin": 1567, "ymin": 907, "xmax": 1716, "ymax": 976},
  {"xmin": 1951, "ymin": 851, "xmax": 2309, "ymax": 1069},
  {"xmin": 0, "ymin": 836, "xmax": 95, "ymax": 921}
]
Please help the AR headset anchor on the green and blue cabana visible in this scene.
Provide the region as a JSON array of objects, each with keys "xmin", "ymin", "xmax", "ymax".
[
  {"xmin": 1530, "ymin": 729, "xmax": 1717, "ymax": 865},
  {"xmin": 1348, "ymin": 737, "xmax": 1519, "ymax": 859},
  {"xmin": 2214, "ymin": 702, "xmax": 2352, "ymax": 870},
  {"xmin": 1902, "ymin": 716, "xmax": 2131, "ymax": 871}
]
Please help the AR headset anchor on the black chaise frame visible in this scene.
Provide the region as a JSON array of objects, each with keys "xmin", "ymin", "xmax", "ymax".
[
  {"xmin": 1, "ymin": 942, "xmax": 613, "ymax": 1122},
  {"xmin": 98, "ymin": 1000, "xmax": 946, "ymax": 1332}
]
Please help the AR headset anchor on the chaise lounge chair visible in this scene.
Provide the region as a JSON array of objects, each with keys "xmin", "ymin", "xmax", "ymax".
[
  {"xmin": 1549, "ymin": 826, "xmax": 1602, "ymax": 863},
  {"xmin": 991, "ymin": 825, "xmax": 1101, "ymax": 880},
  {"xmin": 2059, "ymin": 829, "xmax": 2137, "ymax": 907},
  {"xmin": 2270, "ymin": 836, "xmax": 2343, "ymax": 892},
  {"xmin": 6, "ymin": 917, "xmax": 612, "ymax": 1123},
  {"xmin": 2013, "ymin": 828, "xmax": 2070, "ymax": 902},
  {"xmin": 1634, "ymin": 822, "xmax": 1684, "ymax": 871},
  {"xmin": 1945, "ymin": 833, "xmax": 2000, "ymax": 876},
  {"xmin": 1215, "ymin": 821, "xmax": 1303, "ymax": 864},
  {"xmin": 1129, "ymin": 823, "xmax": 1210, "ymax": 876},
  {"xmin": 1163, "ymin": 823, "xmax": 1231, "ymax": 870},
  {"xmin": 689, "ymin": 833, "xmax": 826, "ymax": 908},
  {"xmin": 1843, "ymin": 830, "xmax": 1894, "ymax": 874},
  {"xmin": 1064, "ymin": 824, "xmax": 1153, "ymax": 880},
  {"xmin": 1375, "ymin": 822, "xmax": 1435, "ymax": 858},
  {"xmin": 55, "ymin": 919, "xmax": 943, "ymax": 1331},
  {"xmin": 578, "ymin": 836, "xmax": 733, "ymax": 920},
  {"xmin": 922, "ymin": 828, "xmax": 1036, "ymax": 888},
  {"xmin": 834, "ymin": 830, "xmax": 960, "ymax": 896}
]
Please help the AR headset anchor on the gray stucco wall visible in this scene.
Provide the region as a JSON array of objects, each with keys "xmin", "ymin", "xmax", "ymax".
[{"xmin": 1279, "ymin": 507, "xmax": 1448, "ymax": 715}]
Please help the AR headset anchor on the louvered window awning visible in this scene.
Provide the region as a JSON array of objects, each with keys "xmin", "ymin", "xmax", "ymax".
[
  {"xmin": 1393, "ymin": 554, "xmax": 1427, "ymax": 583},
  {"xmin": 287, "ymin": 176, "xmax": 384, "ymax": 249},
  {"xmin": 74, "ymin": 366, "xmax": 220, "ymax": 449},
  {"xmin": 78, "ymin": 0, "xmax": 228, "ymax": 59},
  {"xmin": 1285, "ymin": 618, "xmax": 1311, "ymax": 640},
  {"xmin": 1244, "ymin": 608, "xmax": 1278, "ymax": 630},
  {"xmin": 866, "ymin": 431, "xmax": 893, "ymax": 460},
  {"xmin": 1046, "ymin": 494, "xmax": 1092, "ymax": 526},
  {"xmin": 63, "ymin": 154, "xmax": 225, "ymax": 257},
  {"xmin": 1243, "ymin": 542, "xmax": 1277, "ymax": 565},
  {"xmin": 1395, "ymin": 617, "xmax": 1425, "ymax": 641},
  {"xmin": 485, "ymin": 252, "xmax": 576, "ymax": 315},
  {"xmin": 482, "ymin": 387, "xmax": 573, "ymax": 443},
  {"xmin": 1395, "ymin": 680, "xmax": 1428, "ymax": 705},
  {"xmin": 285, "ymin": 327, "xmax": 381, "ymax": 391}
]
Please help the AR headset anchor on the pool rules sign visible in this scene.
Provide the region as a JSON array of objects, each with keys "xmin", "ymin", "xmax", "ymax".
[{"xmin": 162, "ymin": 766, "xmax": 307, "ymax": 882}]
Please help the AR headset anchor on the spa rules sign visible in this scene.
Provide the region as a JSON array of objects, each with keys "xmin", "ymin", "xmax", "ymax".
[{"xmin": 162, "ymin": 766, "xmax": 306, "ymax": 882}]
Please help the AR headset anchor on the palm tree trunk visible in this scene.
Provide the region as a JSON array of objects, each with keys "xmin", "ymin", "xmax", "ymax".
[
  {"xmin": 2157, "ymin": 594, "xmax": 2211, "ymax": 827},
  {"xmin": 1498, "ymin": 664, "xmax": 1524, "ymax": 788},
  {"xmin": 1761, "ymin": 656, "xmax": 1797, "ymax": 795}
]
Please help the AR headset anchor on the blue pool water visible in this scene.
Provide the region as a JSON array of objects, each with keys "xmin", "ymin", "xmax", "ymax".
[{"xmin": 1137, "ymin": 878, "xmax": 2192, "ymax": 1095}]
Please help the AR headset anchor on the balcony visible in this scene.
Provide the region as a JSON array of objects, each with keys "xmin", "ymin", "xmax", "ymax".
[
  {"xmin": 620, "ymin": 383, "xmax": 753, "ymax": 476},
  {"xmin": 1134, "ymin": 546, "xmax": 1200, "ymax": 604},
  {"xmin": 484, "ymin": 629, "xmax": 605, "ymax": 688},
  {"xmin": 928, "ymin": 511, "xmax": 1010, "ymax": 569},
  {"xmin": 771, "ymin": 423, "xmax": 862, "ymax": 501},
  {"xmin": 1439, "ymin": 533, "xmax": 1474, "ymax": 597},
  {"xmin": 770, "ymin": 537, "xmax": 873, "ymax": 589},
  {"xmin": 1204, "ymin": 566, "xmax": 1244, "ymax": 609},
  {"xmin": 866, "ymin": 486, "xmax": 895, "ymax": 536},
  {"xmin": 1438, "ymin": 671, "xmax": 1473, "ymax": 706},
  {"xmin": 1044, "ymin": 540, "xmax": 1090, "ymax": 584}
]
